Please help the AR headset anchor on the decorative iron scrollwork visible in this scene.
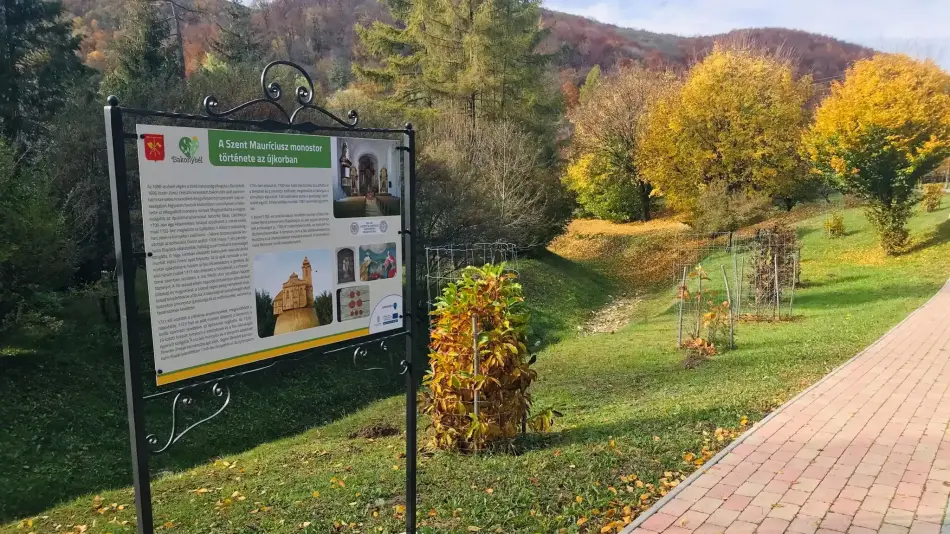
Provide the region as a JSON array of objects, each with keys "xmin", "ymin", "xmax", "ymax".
[
  {"xmin": 143, "ymin": 332, "xmax": 405, "ymax": 452},
  {"xmin": 146, "ymin": 383, "xmax": 230, "ymax": 454},
  {"xmin": 353, "ymin": 339, "xmax": 396, "ymax": 372},
  {"xmin": 203, "ymin": 60, "xmax": 359, "ymax": 128}
]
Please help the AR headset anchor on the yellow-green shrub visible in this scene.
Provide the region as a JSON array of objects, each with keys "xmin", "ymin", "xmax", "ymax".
[
  {"xmin": 423, "ymin": 264, "xmax": 543, "ymax": 451},
  {"xmin": 922, "ymin": 183, "xmax": 943, "ymax": 212},
  {"xmin": 824, "ymin": 212, "xmax": 845, "ymax": 238}
]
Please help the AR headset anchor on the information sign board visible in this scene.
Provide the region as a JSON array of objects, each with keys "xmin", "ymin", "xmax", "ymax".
[{"xmin": 137, "ymin": 125, "xmax": 405, "ymax": 385}]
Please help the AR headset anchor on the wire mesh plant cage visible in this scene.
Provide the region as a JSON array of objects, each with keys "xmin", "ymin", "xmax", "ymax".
[
  {"xmin": 673, "ymin": 232, "xmax": 742, "ymax": 351},
  {"xmin": 423, "ymin": 243, "xmax": 526, "ymax": 452},
  {"xmin": 424, "ymin": 242, "xmax": 520, "ymax": 315},
  {"xmin": 673, "ymin": 226, "xmax": 802, "ymax": 350},
  {"xmin": 737, "ymin": 226, "xmax": 801, "ymax": 321}
]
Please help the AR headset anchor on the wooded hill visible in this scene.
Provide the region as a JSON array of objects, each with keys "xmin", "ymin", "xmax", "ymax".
[{"xmin": 65, "ymin": 0, "xmax": 874, "ymax": 83}]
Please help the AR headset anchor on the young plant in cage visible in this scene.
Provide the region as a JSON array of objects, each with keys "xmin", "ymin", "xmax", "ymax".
[
  {"xmin": 744, "ymin": 223, "xmax": 799, "ymax": 319},
  {"xmin": 422, "ymin": 263, "xmax": 551, "ymax": 452},
  {"xmin": 678, "ymin": 265, "xmax": 733, "ymax": 368}
]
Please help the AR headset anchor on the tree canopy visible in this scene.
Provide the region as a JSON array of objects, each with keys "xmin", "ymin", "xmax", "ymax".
[
  {"xmin": 0, "ymin": 0, "xmax": 87, "ymax": 144},
  {"xmin": 101, "ymin": 0, "xmax": 180, "ymax": 99},
  {"xmin": 210, "ymin": 0, "xmax": 266, "ymax": 64},
  {"xmin": 804, "ymin": 53, "xmax": 950, "ymax": 253},
  {"xmin": 563, "ymin": 66, "xmax": 673, "ymax": 222},
  {"xmin": 355, "ymin": 0, "xmax": 557, "ymax": 128},
  {"xmin": 638, "ymin": 44, "xmax": 813, "ymax": 229}
]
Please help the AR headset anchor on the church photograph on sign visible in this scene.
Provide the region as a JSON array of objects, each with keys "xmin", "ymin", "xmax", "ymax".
[
  {"xmin": 334, "ymin": 137, "xmax": 402, "ymax": 218},
  {"xmin": 253, "ymin": 249, "xmax": 335, "ymax": 338}
]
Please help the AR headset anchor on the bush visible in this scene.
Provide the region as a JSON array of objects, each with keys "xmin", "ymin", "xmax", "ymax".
[
  {"xmin": 314, "ymin": 291, "xmax": 333, "ymax": 326},
  {"xmin": 866, "ymin": 202, "xmax": 913, "ymax": 255},
  {"xmin": 691, "ymin": 181, "xmax": 773, "ymax": 233},
  {"xmin": 562, "ymin": 154, "xmax": 646, "ymax": 223},
  {"xmin": 824, "ymin": 212, "xmax": 846, "ymax": 238},
  {"xmin": 423, "ymin": 264, "xmax": 539, "ymax": 451},
  {"xmin": 922, "ymin": 183, "xmax": 943, "ymax": 212},
  {"xmin": 0, "ymin": 140, "xmax": 73, "ymax": 324}
]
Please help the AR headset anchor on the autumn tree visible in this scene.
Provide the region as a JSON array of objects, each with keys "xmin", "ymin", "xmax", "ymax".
[
  {"xmin": 561, "ymin": 80, "xmax": 580, "ymax": 110},
  {"xmin": 0, "ymin": 0, "xmax": 87, "ymax": 144},
  {"xmin": 804, "ymin": 54, "xmax": 950, "ymax": 254},
  {"xmin": 638, "ymin": 44, "xmax": 813, "ymax": 231},
  {"xmin": 355, "ymin": 0, "xmax": 558, "ymax": 129},
  {"xmin": 563, "ymin": 66, "xmax": 673, "ymax": 222}
]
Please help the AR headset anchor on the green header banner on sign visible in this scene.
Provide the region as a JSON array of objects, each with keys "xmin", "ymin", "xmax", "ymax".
[{"xmin": 208, "ymin": 130, "xmax": 331, "ymax": 168}]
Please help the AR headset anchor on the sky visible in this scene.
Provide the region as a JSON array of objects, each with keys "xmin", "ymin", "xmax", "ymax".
[
  {"xmin": 543, "ymin": 0, "xmax": 950, "ymax": 69},
  {"xmin": 254, "ymin": 249, "xmax": 334, "ymax": 299}
]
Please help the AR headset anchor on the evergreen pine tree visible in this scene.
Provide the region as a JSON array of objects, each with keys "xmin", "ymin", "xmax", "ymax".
[
  {"xmin": 355, "ymin": 0, "xmax": 556, "ymax": 127},
  {"xmin": 328, "ymin": 55, "xmax": 351, "ymax": 91},
  {"xmin": 578, "ymin": 64, "xmax": 601, "ymax": 104},
  {"xmin": 211, "ymin": 0, "xmax": 266, "ymax": 64},
  {"xmin": 0, "ymin": 0, "xmax": 87, "ymax": 143},
  {"xmin": 103, "ymin": 0, "xmax": 178, "ymax": 99}
]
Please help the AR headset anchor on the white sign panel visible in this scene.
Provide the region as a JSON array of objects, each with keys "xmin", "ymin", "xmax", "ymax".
[{"xmin": 136, "ymin": 125, "xmax": 404, "ymax": 385}]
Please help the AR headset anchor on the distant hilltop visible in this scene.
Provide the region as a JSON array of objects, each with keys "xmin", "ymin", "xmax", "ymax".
[{"xmin": 66, "ymin": 0, "xmax": 873, "ymax": 84}]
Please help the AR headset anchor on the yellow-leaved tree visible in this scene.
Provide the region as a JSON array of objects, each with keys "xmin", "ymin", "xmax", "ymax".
[
  {"xmin": 638, "ymin": 44, "xmax": 813, "ymax": 231},
  {"xmin": 563, "ymin": 66, "xmax": 675, "ymax": 222},
  {"xmin": 804, "ymin": 54, "xmax": 950, "ymax": 254}
]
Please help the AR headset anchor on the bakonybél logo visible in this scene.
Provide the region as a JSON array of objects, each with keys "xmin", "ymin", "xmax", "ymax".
[{"xmin": 172, "ymin": 136, "xmax": 203, "ymax": 163}]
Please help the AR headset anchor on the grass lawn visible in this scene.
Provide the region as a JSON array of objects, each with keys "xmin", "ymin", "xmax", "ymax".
[{"xmin": 2, "ymin": 201, "xmax": 950, "ymax": 533}]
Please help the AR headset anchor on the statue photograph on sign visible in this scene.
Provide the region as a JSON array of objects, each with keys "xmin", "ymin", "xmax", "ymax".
[
  {"xmin": 336, "ymin": 247, "xmax": 356, "ymax": 284},
  {"xmin": 253, "ymin": 250, "xmax": 334, "ymax": 338},
  {"xmin": 334, "ymin": 137, "xmax": 402, "ymax": 218}
]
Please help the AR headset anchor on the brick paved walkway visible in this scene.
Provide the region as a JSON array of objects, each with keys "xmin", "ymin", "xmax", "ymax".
[{"xmin": 629, "ymin": 281, "xmax": 950, "ymax": 534}]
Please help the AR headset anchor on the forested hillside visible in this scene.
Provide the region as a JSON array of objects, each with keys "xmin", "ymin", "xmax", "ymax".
[{"xmin": 65, "ymin": 0, "xmax": 873, "ymax": 84}]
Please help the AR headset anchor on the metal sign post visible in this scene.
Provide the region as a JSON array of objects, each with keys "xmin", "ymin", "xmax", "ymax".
[{"xmin": 104, "ymin": 61, "xmax": 419, "ymax": 534}]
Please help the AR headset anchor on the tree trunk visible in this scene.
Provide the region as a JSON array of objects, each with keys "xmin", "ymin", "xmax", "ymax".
[
  {"xmin": 2, "ymin": 0, "xmax": 22, "ymax": 141},
  {"xmin": 639, "ymin": 181, "xmax": 652, "ymax": 222},
  {"xmin": 170, "ymin": 1, "xmax": 186, "ymax": 79}
]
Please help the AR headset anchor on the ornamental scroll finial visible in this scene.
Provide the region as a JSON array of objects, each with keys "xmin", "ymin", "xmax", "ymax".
[
  {"xmin": 203, "ymin": 60, "xmax": 359, "ymax": 128},
  {"xmin": 146, "ymin": 383, "xmax": 231, "ymax": 454}
]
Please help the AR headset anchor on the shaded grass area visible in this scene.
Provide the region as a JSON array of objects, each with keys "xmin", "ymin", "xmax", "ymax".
[
  {"xmin": 0, "ymin": 300, "xmax": 405, "ymax": 522},
  {"xmin": 0, "ymin": 243, "xmax": 612, "ymax": 525},
  {"xmin": 3, "ymin": 203, "xmax": 950, "ymax": 533},
  {"xmin": 518, "ymin": 249, "xmax": 616, "ymax": 345}
]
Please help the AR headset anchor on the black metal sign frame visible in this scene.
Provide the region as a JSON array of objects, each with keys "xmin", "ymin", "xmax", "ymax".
[{"xmin": 104, "ymin": 61, "xmax": 419, "ymax": 534}]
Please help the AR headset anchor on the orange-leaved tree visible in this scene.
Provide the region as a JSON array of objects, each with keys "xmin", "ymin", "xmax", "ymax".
[
  {"xmin": 638, "ymin": 43, "xmax": 813, "ymax": 231},
  {"xmin": 423, "ymin": 264, "xmax": 548, "ymax": 452},
  {"xmin": 804, "ymin": 54, "xmax": 950, "ymax": 254}
]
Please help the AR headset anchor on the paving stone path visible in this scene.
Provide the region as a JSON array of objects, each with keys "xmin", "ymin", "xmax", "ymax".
[{"xmin": 628, "ymin": 280, "xmax": 950, "ymax": 534}]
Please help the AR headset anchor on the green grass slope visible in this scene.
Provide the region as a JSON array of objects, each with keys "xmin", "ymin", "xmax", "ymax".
[{"xmin": 3, "ymin": 201, "xmax": 949, "ymax": 533}]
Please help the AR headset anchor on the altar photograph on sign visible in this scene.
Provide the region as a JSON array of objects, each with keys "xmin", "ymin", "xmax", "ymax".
[
  {"xmin": 333, "ymin": 137, "xmax": 402, "ymax": 218},
  {"xmin": 358, "ymin": 243, "xmax": 398, "ymax": 281},
  {"xmin": 253, "ymin": 249, "xmax": 334, "ymax": 338}
]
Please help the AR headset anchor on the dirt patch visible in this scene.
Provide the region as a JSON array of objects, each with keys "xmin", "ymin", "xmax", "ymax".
[
  {"xmin": 583, "ymin": 294, "xmax": 644, "ymax": 334},
  {"xmin": 348, "ymin": 422, "xmax": 400, "ymax": 439}
]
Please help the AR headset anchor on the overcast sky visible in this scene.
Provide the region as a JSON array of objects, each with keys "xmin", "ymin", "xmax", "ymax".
[{"xmin": 543, "ymin": 0, "xmax": 950, "ymax": 69}]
